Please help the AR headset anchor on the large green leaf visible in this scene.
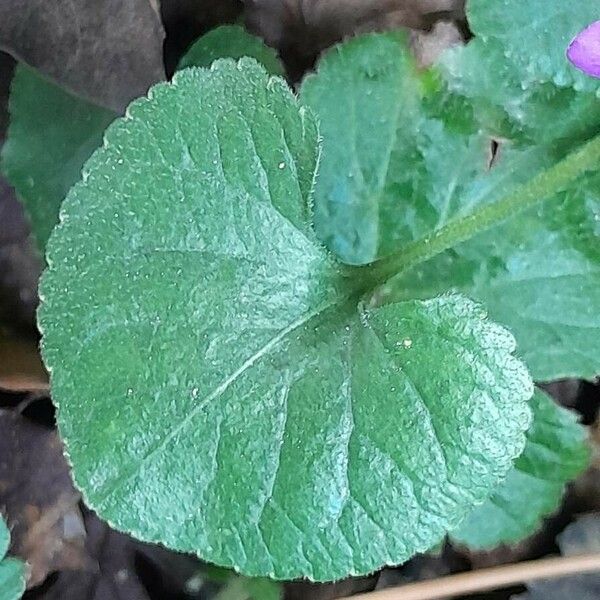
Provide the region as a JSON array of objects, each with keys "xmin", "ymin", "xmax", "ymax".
[
  {"xmin": 301, "ymin": 32, "xmax": 600, "ymax": 381},
  {"xmin": 178, "ymin": 25, "xmax": 283, "ymax": 75},
  {"xmin": 451, "ymin": 389, "xmax": 590, "ymax": 549},
  {"xmin": 0, "ymin": 517, "xmax": 25, "ymax": 600},
  {"xmin": 39, "ymin": 60, "xmax": 532, "ymax": 581},
  {"xmin": 1, "ymin": 66, "xmax": 116, "ymax": 252}
]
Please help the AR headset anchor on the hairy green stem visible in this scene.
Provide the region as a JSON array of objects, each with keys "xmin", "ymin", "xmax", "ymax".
[{"xmin": 361, "ymin": 133, "xmax": 600, "ymax": 287}]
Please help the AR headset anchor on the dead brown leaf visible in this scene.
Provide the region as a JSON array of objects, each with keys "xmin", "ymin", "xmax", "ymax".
[
  {"xmin": 0, "ymin": 51, "xmax": 15, "ymax": 141},
  {"xmin": 0, "ymin": 178, "xmax": 41, "ymax": 331},
  {"xmin": 0, "ymin": 410, "xmax": 90, "ymax": 586},
  {"xmin": 41, "ymin": 510, "xmax": 155, "ymax": 600},
  {"xmin": 0, "ymin": 0, "xmax": 165, "ymax": 112},
  {"xmin": 245, "ymin": 0, "xmax": 465, "ymax": 76},
  {"xmin": 409, "ymin": 20, "xmax": 462, "ymax": 68},
  {"xmin": 0, "ymin": 328, "xmax": 48, "ymax": 393}
]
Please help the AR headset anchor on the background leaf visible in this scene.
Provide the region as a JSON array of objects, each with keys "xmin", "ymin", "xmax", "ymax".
[
  {"xmin": 302, "ymin": 32, "xmax": 600, "ymax": 381},
  {"xmin": 41, "ymin": 510, "xmax": 160, "ymax": 600},
  {"xmin": 245, "ymin": 0, "xmax": 464, "ymax": 77},
  {"xmin": 0, "ymin": 0, "xmax": 165, "ymax": 112},
  {"xmin": 0, "ymin": 516, "xmax": 26, "ymax": 600},
  {"xmin": 300, "ymin": 32, "xmax": 487, "ymax": 265},
  {"xmin": 0, "ymin": 177, "xmax": 40, "ymax": 329},
  {"xmin": 451, "ymin": 389, "xmax": 590, "ymax": 549},
  {"xmin": 178, "ymin": 25, "xmax": 284, "ymax": 75},
  {"xmin": 439, "ymin": 0, "xmax": 600, "ymax": 143},
  {"xmin": 214, "ymin": 573, "xmax": 282, "ymax": 600},
  {"xmin": 1, "ymin": 67, "xmax": 115, "ymax": 252},
  {"xmin": 0, "ymin": 326, "xmax": 48, "ymax": 392},
  {"xmin": 40, "ymin": 61, "xmax": 532, "ymax": 581},
  {"xmin": 466, "ymin": 0, "xmax": 599, "ymax": 91}
]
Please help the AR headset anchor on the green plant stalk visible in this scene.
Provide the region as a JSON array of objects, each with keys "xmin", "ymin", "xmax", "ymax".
[{"xmin": 362, "ymin": 133, "xmax": 600, "ymax": 287}]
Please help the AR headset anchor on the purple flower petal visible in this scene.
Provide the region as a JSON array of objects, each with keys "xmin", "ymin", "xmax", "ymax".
[{"xmin": 567, "ymin": 21, "xmax": 600, "ymax": 78}]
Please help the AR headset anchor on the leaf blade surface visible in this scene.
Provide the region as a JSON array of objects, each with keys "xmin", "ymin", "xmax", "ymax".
[{"xmin": 40, "ymin": 61, "xmax": 533, "ymax": 580}]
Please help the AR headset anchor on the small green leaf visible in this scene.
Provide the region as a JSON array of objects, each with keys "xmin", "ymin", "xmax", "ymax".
[
  {"xmin": 178, "ymin": 25, "xmax": 283, "ymax": 75},
  {"xmin": 0, "ymin": 517, "xmax": 26, "ymax": 600},
  {"xmin": 202, "ymin": 565, "xmax": 282, "ymax": 600},
  {"xmin": 1, "ymin": 66, "xmax": 115, "ymax": 252},
  {"xmin": 40, "ymin": 60, "xmax": 532, "ymax": 581},
  {"xmin": 0, "ymin": 559, "xmax": 24, "ymax": 600},
  {"xmin": 451, "ymin": 389, "xmax": 590, "ymax": 549},
  {"xmin": 215, "ymin": 575, "xmax": 282, "ymax": 600},
  {"xmin": 244, "ymin": 577, "xmax": 282, "ymax": 600}
]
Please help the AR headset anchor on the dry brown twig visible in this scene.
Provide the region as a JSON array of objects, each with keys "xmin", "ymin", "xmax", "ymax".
[{"xmin": 344, "ymin": 553, "xmax": 600, "ymax": 600}]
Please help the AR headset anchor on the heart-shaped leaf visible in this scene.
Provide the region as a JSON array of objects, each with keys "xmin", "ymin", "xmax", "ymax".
[
  {"xmin": 301, "ymin": 31, "xmax": 600, "ymax": 381},
  {"xmin": 39, "ymin": 60, "xmax": 532, "ymax": 581}
]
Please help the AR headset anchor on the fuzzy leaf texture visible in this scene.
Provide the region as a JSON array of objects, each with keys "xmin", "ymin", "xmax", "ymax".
[
  {"xmin": 452, "ymin": 389, "xmax": 590, "ymax": 549},
  {"xmin": 439, "ymin": 0, "xmax": 600, "ymax": 143},
  {"xmin": 39, "ymin": 60, "xmax": 532, "ymax": 581},
  {"xmin": 301, "ymin": 31, "xmax": 600, "ymax": 381},
  {"xmin": 0, "ymin": 516, "xmax": 26, "ymax": 600},
  {"xmin": 2, "ymin": 26, "xmax": 284, "ymax": 254}
]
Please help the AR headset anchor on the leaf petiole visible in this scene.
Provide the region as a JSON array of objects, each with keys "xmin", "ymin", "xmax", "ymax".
[{"xmin": 361, "ymin": 132, "xmax": 600, "ymax": 288}]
